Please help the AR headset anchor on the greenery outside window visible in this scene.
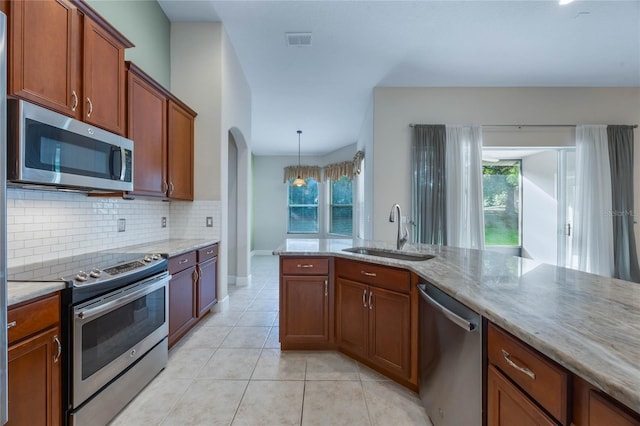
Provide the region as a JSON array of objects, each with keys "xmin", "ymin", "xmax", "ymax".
[
  {"xmin": 483, "ymin": 161, "xmax": 521, "ymax": 246},
  {"xmin": 288, "ymin": 178, "xmax": 319, "ymax": 233},
  {"xmin": 329, "ymin": 176, "xmax": 353, "ymax": 236}
]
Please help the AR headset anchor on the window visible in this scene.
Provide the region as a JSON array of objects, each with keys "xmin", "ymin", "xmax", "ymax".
[
  {"xmin": 329, "ymin": 176, "xmax": 353, "ymax": 236},
  {"xmin": 288, "ymin": 178, "xmax": 319, "ymax": 233},
  {"xmin": 483, "ymin": 161, "xmax": 521, "ymax": 246}
]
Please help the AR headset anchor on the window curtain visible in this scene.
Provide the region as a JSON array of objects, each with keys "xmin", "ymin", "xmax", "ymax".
[
  {"xmin": 283, "ymin": 165, "xmax": 321, "ymax": 183},
  {"xmin": 445, "ymin": 126, "xmax": 485, "ymax": 249},
  {"xmin": 412, "ymin": 125, "xmax": 447, "ymax": 245},
  {"xmin": 324, "ymin": 161, "xmax": 353, "ymax": 181},
  {"xmin": 572, "ymin": 125, "xmax": 615, "ymax": 276},
  {"xmin": 607, "ymin": 125, "xmax": 640, "ymax": 282}
]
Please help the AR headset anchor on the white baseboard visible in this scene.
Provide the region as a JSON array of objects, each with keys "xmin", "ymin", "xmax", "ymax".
[
  {"xmin": 212, "ymin": 295, "xmax": 229, "ymax": 312},
  {"xmin": 235, "ymin": 274, "xmax": 252, "ymax": 286}
]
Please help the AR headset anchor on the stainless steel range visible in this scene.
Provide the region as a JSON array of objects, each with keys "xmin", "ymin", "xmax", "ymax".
[{"xmin": 9, "ymin": 251, "xmax": 170, "ymax": 426}]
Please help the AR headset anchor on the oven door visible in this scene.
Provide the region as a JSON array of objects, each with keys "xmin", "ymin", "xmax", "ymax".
[{"xmin": 72, "ymin": 272, "xmax": 169, "ymax": 407}]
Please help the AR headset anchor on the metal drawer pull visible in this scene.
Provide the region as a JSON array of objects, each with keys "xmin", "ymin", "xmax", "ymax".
[
  {"xmin": 297, "ymin": 264, "xmax": 314, "ymax": 268},
  {"xmin": 206, "ymin": 249, "xmax": 215, "ymax": 255},
  {"xmin": 53, "ymin": 335, "xmax": 62, "ymax": 363},
  {"xmin": 361, "ymin": 271, "xmax": 377, "ymax": 277},
  {"xmin": 7, "ymin": 321, "xmax": 16, "ymax": 329},
  {"xmin": 501, "ymin": 349, "xmax": 536, "ymax": 379},
  {"xmin": 179, "ymin": 258, "xmax": 189, "ymax": 264},
  {"xmin": 362, "ymin": 289, "xmax": 367, "ymax": 308}
]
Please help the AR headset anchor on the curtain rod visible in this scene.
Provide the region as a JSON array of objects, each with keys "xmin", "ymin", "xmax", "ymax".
[{"xmin": 408, "ymin": 124, "xmax": 639, "ymax": 128}]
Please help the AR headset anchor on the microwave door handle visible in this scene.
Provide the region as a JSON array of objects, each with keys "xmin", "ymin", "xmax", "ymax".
[{"xmin": 119, "ymin": 147, "xmax": 127, "ymax": 181}]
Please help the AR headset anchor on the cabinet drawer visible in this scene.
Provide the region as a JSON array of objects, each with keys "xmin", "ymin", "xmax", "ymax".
[
  {"xmin": 282, "ymin": 258, "xmax": 329, "ymax": 275},
  {"xmin": 8, "ymin": 293, "xmax": 60, "ymax": 345},
  {"xmin": 169, "ymin": 250, "xmax": 197, "ymax": 274},
  {"xmin": 335, "ymin": 258, "xmax": 410, "ymax": 294},
  {"xmin": 488, "ymin": 323, "xmax": 569, "ymax": 425},
  {"xmin": 197, "ymin": 244, "xmax": 218, "ymax": 262}
]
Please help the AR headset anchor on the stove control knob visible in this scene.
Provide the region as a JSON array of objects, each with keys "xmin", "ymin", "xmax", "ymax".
[
  {"xmin": 90, "ymin": 269, "xmax": 101, "ymax": 278},
  {"xmin": 143, "ymin": 256, "xmax": 152, "ymax": 263},
  {"xmin": 75, "ymin": 271, "xmax": 88, "ymax": 282},
  {"xmin": 151, "ymin": 254, "xmax": 161, "ymax": 260}
]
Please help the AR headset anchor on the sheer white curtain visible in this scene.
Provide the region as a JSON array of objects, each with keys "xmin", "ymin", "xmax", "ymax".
[
  {"xmin": 445, "ymin": 125, "xmax": 485, "ymax": 249},
  {"xmin": 572, "ymin": 125, "xmax": 614, "ymax": 276}
]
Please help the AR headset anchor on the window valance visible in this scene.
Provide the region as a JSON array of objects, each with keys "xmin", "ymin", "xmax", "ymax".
[
  {"xmin": 283, "ymin": 165, "xmax": 322, "ymax": 183},
  {"xmin": 324, "ymin": 161, "xmax": 353, "ymax": 181}
]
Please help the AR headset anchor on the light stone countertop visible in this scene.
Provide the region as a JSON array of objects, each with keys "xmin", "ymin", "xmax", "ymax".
[
  {"xmin": 274, "ymin": 238, "xmax": 640, "ymax": 414},
  {"xmin": 7, "ymin": 238, "xmax": 220, "ymax": 307}
]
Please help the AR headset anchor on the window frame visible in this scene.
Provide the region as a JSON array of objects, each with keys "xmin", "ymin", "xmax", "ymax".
[{"xmin": 328, "ymin": 176, "xmax": 353, "ymax": 237}]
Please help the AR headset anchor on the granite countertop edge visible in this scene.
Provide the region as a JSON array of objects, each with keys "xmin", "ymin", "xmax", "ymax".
[
  {"xmin": 7, "ymin": 238, "xmax": 220, "ymax": 307},
  {"xmin": 274, "ymin": 238, "xmax": 640, "ymax": 414}
]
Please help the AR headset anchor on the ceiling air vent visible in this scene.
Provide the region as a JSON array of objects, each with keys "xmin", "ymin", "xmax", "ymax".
[{"xmin": 285, "ymin": 32, "xmax": 312, "ymax": 47}]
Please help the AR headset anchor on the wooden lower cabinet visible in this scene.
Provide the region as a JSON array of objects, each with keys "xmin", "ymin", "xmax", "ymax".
[
  {"xmin": 573, "ymin": 376, "xmax": 640, "ymax": 426},
  {"xmin": 7, "ymin": 293, "xmax": 62, "ymax": 426},
  {"xmin": 335, "ymin": 276, "xmax": 411, "ymax": 381},
  {"xmin": 279, "ymin": 257, "xmax": 332, "ymax": 349},
  {"xmin": 197, "ymin": 256, "xmax": 218, "ymax": 317},
  {"xmin": 487, "ymin": 365, "xmax": 556, "ymax": 426},
  {"xmin": 168, "ymin": 263, "xmax": 197, "ymax": 348}
]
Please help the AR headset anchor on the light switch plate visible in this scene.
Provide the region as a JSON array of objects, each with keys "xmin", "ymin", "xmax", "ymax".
[
  {"xmin": 118, "ymin": 218, "xmax": 126, "ymax": 232},
  {"xmin": 206, "ymin": 217, "xmax": 213, "ymax": 227},
  {"xmin": 161, "ymin": 217, "xmax": 167, "ymax": 228}
]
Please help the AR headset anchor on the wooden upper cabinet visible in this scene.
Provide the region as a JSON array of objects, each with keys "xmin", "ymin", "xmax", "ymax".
[
  {"xmin": 127, "ymin": 63, "xmax": 168, "ymax": 198},
  {"xmin": 7, "ymin": 0, "xmax": 132, "ymax": 134},
  {"xmin": 167, "ymin": 99, "xmax": 196, "ymax": 201},
  {"xmin": 82, "ymin": 15, "xmax": 126, "ymax": 134},
  {"xmin": 8, "ymin": 0, "xmax": 79, "ymax": 115}
]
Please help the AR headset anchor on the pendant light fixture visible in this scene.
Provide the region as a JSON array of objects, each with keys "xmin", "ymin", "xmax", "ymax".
[{"xmin": 292, "ymin": 130, "xmax": 306, "ymax": 187}]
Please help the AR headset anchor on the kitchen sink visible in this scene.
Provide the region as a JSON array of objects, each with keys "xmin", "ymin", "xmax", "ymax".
[{"xmin": 342, "ymin": 247, "xmax": 435, "ymax": 262}]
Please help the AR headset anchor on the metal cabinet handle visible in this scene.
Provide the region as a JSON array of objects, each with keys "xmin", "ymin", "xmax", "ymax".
[
  {"xmin": 7, "ymin": 321, "xmax": 16, "ymax": 329},
  {"xmin": 324, "ymin": 280, "xmax": 328, "ymax": 297},
  {"xmin": 362, "ymin": 289, "xmax": 367, "ymax": 308},
  {"xmin": 297, "ymin": 264, "xmax": 314, "ymax": 268},
  {"xmin": 178, "ymin": 258, "xmax": 189, "ymax": 264},
  {"xmin": 193, "ymin": 268, "xmax": 199, "ymax": 282},
  {"xmin": 368, "ymin": 291, "xmax": 373, "ymax": 310},
  {"xmin": 162, "ymin": 181, "xmax": 168, "ymax": 193},
  {"xmin": 168, "ymin": 182, "xmax": 174, "ymax": 196},
  {"xmin": 71, "ymin": 90, "xmax": 78, "ymax": 112},
  {"xmin": 501, "ymin": 349, "xmax": 536, "ymax": 380},
  {"xmin": 53, "ymin": 335, "xmax": 62, "ymax": 363},
  {"xmin": 86, "ymin": 97, "xmax": 93, "ymax": 118},
  {"xmin": 361, "ymin": 271, "xmax": 376, "ymax": 277}
]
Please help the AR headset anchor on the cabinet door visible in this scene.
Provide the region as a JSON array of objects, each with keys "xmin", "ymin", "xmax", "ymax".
[
  {"xmin": 168, "ymin": 266, "xmax": 197, "ymax": 348},
  {"xmin": 9, "ymin": 0, "xmax": 79, "ymax": 116},
  {"xmin": 589, "ymin": 391, "xmax": 640, "ymax": 426},
  {"xmin": 127, "ymin": 68, "xmax": 167, "ymax": 198},
  {"xmin": 487, "ymin": 365, "xmax": 556, "ymax": 426},
  {"xmin": 197, "ymin": 257, "xmax": 218, "ymax": 317},
  {"xmin": 8, "ymin": 326, "xmax": 62, "ymax": 426},
  {"xmin": 82, "ymin": 16, "xmax": 126, "ymax": 135},
  {"xmin": 368, "ymin": 286, "xmax": 411, "ymax": 379},
  {"xmin": 280, "ymin": 275, "xmax": 329, "ymax": 345},
  {"xmin": 167, "ymin": 100, "xmax": 194, "ymax": 200},
  {"xmin": 335, "ymin": 278, "xmax": 368, "ymax": 358}
]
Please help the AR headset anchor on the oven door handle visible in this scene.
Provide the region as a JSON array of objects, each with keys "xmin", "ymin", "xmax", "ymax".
[{"xmin": 75, "ymin": 274, "xmax": 169, "ymax": 322}]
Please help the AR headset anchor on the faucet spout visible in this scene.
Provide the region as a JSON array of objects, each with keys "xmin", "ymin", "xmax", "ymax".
[{"xmin": 389, "ymin": 203, "xmax": 409, "ymax": 250}]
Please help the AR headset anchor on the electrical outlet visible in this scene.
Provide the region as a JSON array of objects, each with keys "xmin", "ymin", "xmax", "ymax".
[
  {"xmin": 118, "ymin": 218, "xmax": 126, "ymax": 232},
  {"xmin": 161, "ymin": 217, "xmax": 167, "ymax": 228},
  {"xmin": 206, "ymin": 217, "xmax": 213, "ymax": 227}
]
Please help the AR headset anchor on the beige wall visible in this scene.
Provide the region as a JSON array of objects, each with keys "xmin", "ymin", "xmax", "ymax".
[
  {"xmin": 87, "ymin": 0, "xmax": 171, "ymax": 88},
  {"xmin": 372, "ymin": 87, "xmax": 640, "ymax": 244}
]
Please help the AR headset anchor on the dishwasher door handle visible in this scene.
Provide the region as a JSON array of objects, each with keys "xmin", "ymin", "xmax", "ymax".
[{"xmin": 418, "ymin": 284, "xmax": 476, "ymax": 332}]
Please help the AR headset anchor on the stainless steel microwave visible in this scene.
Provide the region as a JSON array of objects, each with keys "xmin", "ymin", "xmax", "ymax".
[{"xmin": 7, "ymin": 99, "xmax": 133, "ymax": 192}]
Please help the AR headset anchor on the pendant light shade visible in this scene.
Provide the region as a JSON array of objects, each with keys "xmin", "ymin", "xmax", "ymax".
[{"xmin": 292, "ymin": 130, "xmax": 306, "ymax": 187}]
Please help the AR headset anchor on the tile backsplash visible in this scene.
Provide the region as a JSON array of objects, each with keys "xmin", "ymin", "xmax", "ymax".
[{"xmin": 6, "ymin": 188, "xmax": 221, "ymax": 268}]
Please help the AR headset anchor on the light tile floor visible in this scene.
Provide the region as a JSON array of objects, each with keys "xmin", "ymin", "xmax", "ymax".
[{"xmin": 111, "ymin": 255, "xmax": 432, "ymax": 426}]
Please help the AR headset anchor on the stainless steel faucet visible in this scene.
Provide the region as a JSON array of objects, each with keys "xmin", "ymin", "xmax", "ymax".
[{"xmin": 389, "ymin": 203, "xmax": 409, "ymax": 250}]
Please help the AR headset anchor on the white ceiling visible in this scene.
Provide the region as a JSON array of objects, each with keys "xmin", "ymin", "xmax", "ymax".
[{"xmin": 157, "ymin": 0, "xmax": 640, "ymax": 156}]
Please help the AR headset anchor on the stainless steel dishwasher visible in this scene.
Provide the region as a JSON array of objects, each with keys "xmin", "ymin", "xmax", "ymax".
[{"xmin": 418, "ymin": 283, "xmax": 482, "ymax": 426}]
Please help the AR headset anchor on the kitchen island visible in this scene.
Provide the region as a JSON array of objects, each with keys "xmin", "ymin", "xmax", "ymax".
[{"xmin": 275, "ymin": 238, "xmax": 640, "ymax": 420}]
